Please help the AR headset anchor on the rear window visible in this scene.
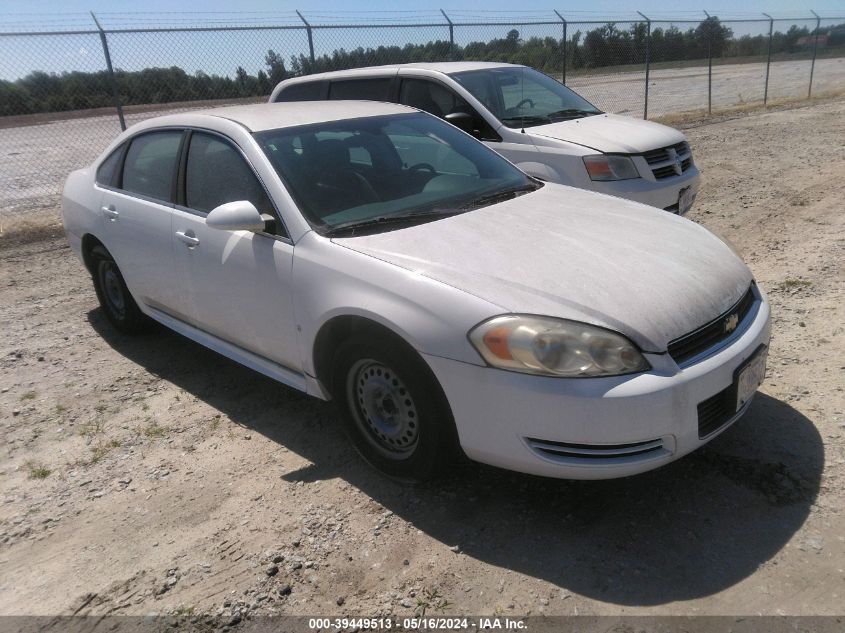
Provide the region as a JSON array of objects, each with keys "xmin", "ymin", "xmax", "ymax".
[
  {"xmin": 277, "ymin": 81, "xmax": 325, "ymax": 102},
  {"xmin": 329, "ymin": 78, "xmax": 391, "ymax": 101}
]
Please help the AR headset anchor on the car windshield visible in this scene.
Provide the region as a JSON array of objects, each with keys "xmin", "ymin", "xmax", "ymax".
[
  {"xmin": 450, "ymin": 67, "xmax": 602, "ymax": 128},
  {"xmin": 254, "ymin": 113, "xmax": 540, "ymax": 236}
]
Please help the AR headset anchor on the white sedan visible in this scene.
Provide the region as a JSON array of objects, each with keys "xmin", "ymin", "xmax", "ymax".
[{"xmin": 62, "ymin": 101, "xmax": 771, "ymax": 481}]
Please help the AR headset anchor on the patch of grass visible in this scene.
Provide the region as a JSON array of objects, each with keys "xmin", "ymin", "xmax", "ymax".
[
  {"xmin": 20, "ymin": 391, "xmax": 37, "ymax": 401},
  {"xmin": 777, "ymin": 278, "xmax": 813, "ymax": 292},
  {"xmin": 416, "ymin": 587, "xmax": 451, "ymax": 616},
  {"xmin": 144, "ymin": 423, "xmax": 168, "ymax": 438},
  {"xmin": 25, "ymin": 460, "xmax": 51, "ymax": 479},
  {"xmin": 210, "ymin": 415, "xmax": 221, "ymax": 432},
  {"xmin": 55, "ymin": 403, "xmax": 67, "ymax": 415},
  {"xmin": 94, "ymin": 403, "xmax": 107, "ymax": 413},
  {"xmin": 79, "ymin": 418, "xmax": 105, "ymax": 439}
]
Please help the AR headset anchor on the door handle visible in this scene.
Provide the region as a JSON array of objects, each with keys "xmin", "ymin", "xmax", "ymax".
[
  {"xmin": 101, "ymin": 206, "xmax": 119, "ymax": 221},
  {"xmin": 175, "ymin": 231, "xmax": 200, "ymax": 247}
]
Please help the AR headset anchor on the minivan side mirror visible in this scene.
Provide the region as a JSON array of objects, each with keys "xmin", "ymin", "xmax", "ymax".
[
  {"xmin": 206, "ymin": 200, "xmax": 266, "ymax": 232},
  {"xmin": 444, "ymin": 111, "xmax": 477, "ymax": 136}
]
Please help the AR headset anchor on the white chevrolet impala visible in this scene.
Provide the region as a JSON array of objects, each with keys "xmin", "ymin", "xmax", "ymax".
[{"xmin": 62, "ymin": 102, "xmax": 771, "ymax": 481}]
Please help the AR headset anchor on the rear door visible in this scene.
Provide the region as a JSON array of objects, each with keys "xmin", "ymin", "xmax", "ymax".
[
  {"xmin": 98, "ymin": 129, "xmax": 184, "ymax": 313},
  {"xmin": 169, "ymin": 130, "xmax": 300, "ymax": 371}
]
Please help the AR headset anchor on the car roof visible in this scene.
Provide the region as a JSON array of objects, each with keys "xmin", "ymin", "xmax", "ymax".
[
  {"xmin": 131, "ymin": 101, "xmax": 416, "ymax": 134},
  {"xmin": 279, "ymin": 61, "xmax": 522, "ymax": 84}
]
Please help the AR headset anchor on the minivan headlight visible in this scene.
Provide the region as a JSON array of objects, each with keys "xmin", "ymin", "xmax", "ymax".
[
  {"xmin": 469, "ymin": 315, "xmax": 650, "ymax": 377},
  {"xmin": 583, "ymin": 155, "xmax": 640, "ymax": 181}
]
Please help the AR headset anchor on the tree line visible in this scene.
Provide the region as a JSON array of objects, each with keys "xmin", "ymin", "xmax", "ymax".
[{"xmin": 2, "ymin": 17, "xmax": 843, "ymax": 116}]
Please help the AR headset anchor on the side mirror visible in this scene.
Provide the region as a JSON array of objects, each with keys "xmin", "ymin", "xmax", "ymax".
[
  {"xmin": 206, "ymin": 200, "xmax": 266, "ymax": 232},
  {"xmin": 444, "ymin": 111, "xmax": 477, "ymax": 135}
]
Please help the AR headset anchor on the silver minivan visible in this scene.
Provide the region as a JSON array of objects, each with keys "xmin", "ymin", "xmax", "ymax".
[{"xmin": 270, "ymin": 62, "xmax": 700, "ymax": 214}]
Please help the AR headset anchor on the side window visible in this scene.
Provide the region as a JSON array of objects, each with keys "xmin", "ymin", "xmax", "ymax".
[
  {"xmin": 96, "ymin": 145, "xmax": 124, "ymax": 187},
  {"xmin": 399, "ymin": 79, "xmax": 499, "ymax": 141},
  {"xmin": 184, "ymin": 132, "xmax": 275, "ymax": 219},
  {"xmin": 121, "ymin": 131, "xmax": 182, "ymax": 202},
  {"xmin": 399, "ymin": 79, "xmax": 470, "ymax": 119},
  {"xmin": 329, "ymin": 78, "xmax": 391, "ymax": 101},
  {"xmin": 277, "ymin": 81, "xmax": 324, "ymax": 102}
]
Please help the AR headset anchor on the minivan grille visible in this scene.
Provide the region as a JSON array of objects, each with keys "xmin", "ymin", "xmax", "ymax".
[
  {"xmin": 668, "ymin": 284, "xmax": 756, "ymax": 365},
  {"xmin": 641, "ymin": 141, "xmax": 693, "ymax": 180}
]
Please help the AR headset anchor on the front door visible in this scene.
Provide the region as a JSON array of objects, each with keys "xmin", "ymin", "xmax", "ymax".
[{"xmin": 169, "ymin": 131, "xmax": 300, "ymax": 372}]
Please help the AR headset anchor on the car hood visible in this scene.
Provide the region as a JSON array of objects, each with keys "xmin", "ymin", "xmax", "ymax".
[
  {"xmin": 526, "ymin": 113, "xmax": 686, "ymax": 154},
  {"xmin": 333, "ymin": 184, "xmax": 752, "ymax": 352}
]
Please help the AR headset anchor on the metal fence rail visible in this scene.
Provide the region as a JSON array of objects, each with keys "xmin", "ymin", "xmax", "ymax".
[{"xmin": 1, "ymin": 10, "xmax": 844, "ymax": 218}]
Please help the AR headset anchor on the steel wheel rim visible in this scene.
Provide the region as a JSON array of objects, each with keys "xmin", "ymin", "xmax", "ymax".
[
  {"xmin": 346, "ymin": 359, "xmax": 419, "ymax": 459},
  {"xmin": 100, "ymin": 262, "xmax": 125, "ymax": 319}
]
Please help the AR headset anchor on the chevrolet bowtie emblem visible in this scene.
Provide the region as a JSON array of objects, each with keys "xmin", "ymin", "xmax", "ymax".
[{"xmin": 724, "ymin": 313, "xmax": 739, "ymax": 333}]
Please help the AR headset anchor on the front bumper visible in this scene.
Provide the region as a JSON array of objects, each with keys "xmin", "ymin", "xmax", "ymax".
[
  {"xmin": 592, "ymin": 164, "xmax": 701, "ymax": 213},
  {"xmin": 424, "ymin": 286, "xmax": 771, "ymax": 480}
]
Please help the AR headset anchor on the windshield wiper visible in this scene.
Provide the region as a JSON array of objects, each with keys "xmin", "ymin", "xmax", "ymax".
[
  {"xmin": 323, "ymin": 208, "xmax": 463, "ymax": 237},
  {"xmin": 459, "ymin": 184, "xmax": 539, "ymax": 211},
  {"xmin": 546, "ymin": 108, "xmax": 600, "ymax": 121},
  {"xmin": 500, "ymin": 115, "xmax": 551, "ymax": 127}
]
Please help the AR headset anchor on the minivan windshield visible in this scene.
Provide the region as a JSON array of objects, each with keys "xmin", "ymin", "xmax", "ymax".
[
  {"xmin": 450, "ymin": 67, "xmax": 602, "ymax": 128},
  {"xmin": 254, "ymin": 113, "xmax": 540, "ymax": 236}
]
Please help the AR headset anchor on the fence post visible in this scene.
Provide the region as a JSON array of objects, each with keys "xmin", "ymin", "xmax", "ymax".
[
  {"xmin": 704, "ymin": 11, "xmax": 713, "ymax": 114},
  {"xmin": 554, "ymin": 10, "xmax": 567, "ymax": 84},
  {"xmin": 91, "ymin": 12, "xmax": 125, "ymax": 131},
  {"xmin": 296, "ymin": 10, "xmax": 315, "ymax": 63},
  {"xmin": 763, "ymin": 13, "xmax": 773, "ymax": 105},
  {"xmin": 637, "ymin": 11, "xmax": 651, "ymax": 119},
  {"xmin": 440, "ymin": 9, "xmax": 455, "ymax": 61},
  {"xmin": 808, "ymin": 9, "xmax": 821, "ymax": 98}
]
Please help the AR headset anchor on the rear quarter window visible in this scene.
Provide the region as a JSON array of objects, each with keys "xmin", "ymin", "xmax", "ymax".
[
  {"xmin": 276, "ymin": 81, "xmax": 326, "ymax": 102},
  {"xmin": 95, "ymin": 145, "xmax": 124, "ymax": 187},
  {"xmin": 329, "ymin": 78, "xmax": 392, "ymax": 101}
]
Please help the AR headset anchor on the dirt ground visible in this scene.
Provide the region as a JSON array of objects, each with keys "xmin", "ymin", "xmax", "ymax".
[{"xmin": 0, "ymin": 98, "xmax": 843, "ymax": 622}]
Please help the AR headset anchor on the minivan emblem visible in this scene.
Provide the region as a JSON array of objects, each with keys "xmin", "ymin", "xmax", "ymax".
[
  {"xmin": 674, "ymin": 156, "xmax": 683, "ymax": 175},
  {"xmin": 724, "ymin": 313, "xmax": 739, "ymax": 333}
]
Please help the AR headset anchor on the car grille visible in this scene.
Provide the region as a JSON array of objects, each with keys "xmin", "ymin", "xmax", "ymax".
[
  {"xmin": 641, "ymin": 141, "xmax": 693, "ymax": 180},
  {"xmin": 698, "ymin": 384, "xmax": 738, "ymax": 438},
  {"xmin": 526, "ymin": 437, "xmax": 666, "ymax": 462},
  {"xmin": 668, "ymin": 284, "xmax": 757, "ymax": 366}
]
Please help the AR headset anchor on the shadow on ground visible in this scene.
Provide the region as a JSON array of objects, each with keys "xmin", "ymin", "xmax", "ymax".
[{"xmin": 91, "ymin": 309, "xmax": 824, "ymax": 607}]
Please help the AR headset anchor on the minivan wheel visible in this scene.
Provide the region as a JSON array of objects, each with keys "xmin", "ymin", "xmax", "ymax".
[
  {"xmin": 331, "ymin": 337, "xmax": 459, "ymax": 482},
  {"xmin": 90, "ymin": 245, "xmax": 150, "ymax": 334}
]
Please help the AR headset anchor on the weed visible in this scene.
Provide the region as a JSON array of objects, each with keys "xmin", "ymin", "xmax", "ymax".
[{"xmin": 25, "ymin": 460, "xmax": 51, "ymax": 479}]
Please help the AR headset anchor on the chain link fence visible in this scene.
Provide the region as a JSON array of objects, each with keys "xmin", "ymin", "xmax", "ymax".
[{"xmin": 2, "ymin": 10, "xmax": 844, "ymax": 221}]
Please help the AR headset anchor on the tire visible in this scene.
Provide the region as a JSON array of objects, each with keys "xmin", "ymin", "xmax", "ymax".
[
  {"xmin": 331, "ymin": 336, "xmax": 460, "ymax": 482},
  {"xmin": 89, "ymin": 245, "xmax": 150, "ymax": 334}
]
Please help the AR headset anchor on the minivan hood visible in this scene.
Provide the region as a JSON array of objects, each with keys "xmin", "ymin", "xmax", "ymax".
[
  {"xmin": 527, "ymin": 113, "xmax": 686, "ymax": 154},
  {"xmin": 333, "ymin": 185, "xmax": 752, "ymax": 352}
]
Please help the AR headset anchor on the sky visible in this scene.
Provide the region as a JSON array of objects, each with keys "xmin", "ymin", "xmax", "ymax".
[{"xmin": 1, "ymin": 0, "xmax": 843, "ymax": 22}]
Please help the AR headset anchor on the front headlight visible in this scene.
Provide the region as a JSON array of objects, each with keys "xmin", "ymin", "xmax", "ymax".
[
  {"xmin": 583, "ymin": 155, "xmax": 640, "ymax": 181},
  {"xmin": 468, "ymin": 315, "xmax": 650, "ymax": 377}
]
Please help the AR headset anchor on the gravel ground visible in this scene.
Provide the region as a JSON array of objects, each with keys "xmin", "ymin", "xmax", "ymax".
[{"xmin": 0, "ymin": 98, "xmax": 843, "ymax": 622}]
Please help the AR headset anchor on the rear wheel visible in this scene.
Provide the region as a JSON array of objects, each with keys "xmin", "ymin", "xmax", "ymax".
[
  {"xmin": 90, "ymin": 245, "xmax": 150, "ymax": 334},
  {"xmin": 331, "ymin": 337, "xmax": 459, "ymax": 482}
]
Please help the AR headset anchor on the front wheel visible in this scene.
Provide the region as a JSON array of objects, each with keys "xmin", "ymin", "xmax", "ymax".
[{"xmin": 331, "ymin": 337, "xmax": 460, "ymax": 482}]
